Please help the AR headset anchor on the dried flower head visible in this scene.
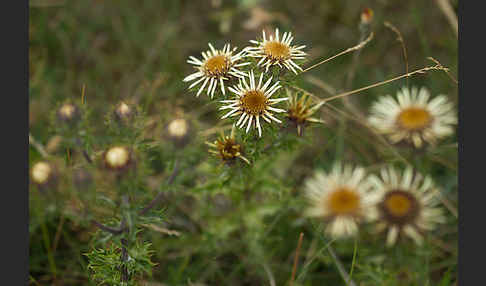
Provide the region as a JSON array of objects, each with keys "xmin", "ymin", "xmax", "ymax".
[
  {"xmin": 183, "ymin": 43, "xmax": 250, "ymax": 98},
  {"xmin": 368, "ymin": 86, "xmax": 457, "ymax": 148},
  {"xmin": 367, "ymin": 166, "xmax": 446, "ymax": 247},
  {"xmin": 245, "ymin": 28, "xmax": 307, "ymax": 74},
  {"xmin": 103, "ymin": 146, "xmax": 133, "ymax": 171},
  {"xmin": 304, "ymin": 163, "xmax": 379, "ymax": 238},
  {"xmin": 285, "ymin": 89, "xmax": 325, "ymax": 136},
  {"xmin": 219, "ymin": 70, "xmax": 288, "ymax": 137},
  {"xmin": 206, "ymin": 125, "xmax": 250, "ymax": 165},
  {"xmin": 57, "ymin": 103, "xmax": 80, "ymax": 123}
]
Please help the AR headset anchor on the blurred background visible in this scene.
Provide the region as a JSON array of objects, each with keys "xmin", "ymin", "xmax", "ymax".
[{"xmin": 29, "ymin": 0, "xmax": 458, "ymax": 285}]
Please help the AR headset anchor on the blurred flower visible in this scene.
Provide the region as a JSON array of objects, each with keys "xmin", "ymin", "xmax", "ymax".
[
  {"xmin": 368, "ymin": 86, "xmax": 457, "ymax": 148},
  {"xmin": 31, "ymin": 161, "xmax": 57, "ymax": 191},
  {"xmin": 285, "ymin": 89, "xmax": 325, "ymax": 136},
  {"xmin": 183, "ymin": 43, "xmax": 250, "ymax": 98},
  {"xmin": 206, "ymin": 125, "xmax": 250, "ymax": 165},
  {"xmin": 245, "ymin": 28, "xmax": 307, "ymax": 74},
  {"xmin": 57, "ymin": 103, "xmax": 80, "ymax": 123},
  {"xmin": 103, "ymin": 146, "xmax": 133, "ymax": 171},
  {"xmin": 367, "ymin": 166, "xmax": 446, "ymax": 247},
  {"xmin": 114, "ymin": 101, "xmax": 134, "ymax": 122},
  {"xmin": 219, "ymin": 70, "xmax": 287, "ymax": 137},
  {"xmin": 304, "ymin": 163, "xmax": 378, "ymax": 238},
  {"xmin": 166, "ymin": 118, "xmax": 191, "ymax": 147}
]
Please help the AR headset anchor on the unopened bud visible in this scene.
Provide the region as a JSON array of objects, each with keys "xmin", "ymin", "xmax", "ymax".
[{"xmin": 361, "ymin": 8, "xmax": 374, "ymax": 25}]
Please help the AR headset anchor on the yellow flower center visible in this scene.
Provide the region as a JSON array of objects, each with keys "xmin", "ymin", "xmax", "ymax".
[
  {"xmin": 204, "ymin": 55, "xmax": 230, "ymax": 76},
  {"xmin": 32, "ymin": 162, "xmax": 52, "ymax": 184},
  {"xmin": 264, "ymin": 41, "xmax": 290, "ymax": 61},
  {"xmin": 168, "ymin": 119, "xmax": 188, "ymax": 138},
  {"xmin": 384, "ymin": 192, "xmax": 413, "ymax": 217},
  {"xmin": 105, "ymin": 146, "xmax": 130, "ymax": 168},
  {"xmin": 240, "ymin": 90, "xmax": 268, "ymax": 115},
  {"xmin": 327, "ymin": 187, "xmax": 360, "ymax": 215},
  {"xmin": 397, "ymin": 107, "xmax": 431, "ymax": 131}
]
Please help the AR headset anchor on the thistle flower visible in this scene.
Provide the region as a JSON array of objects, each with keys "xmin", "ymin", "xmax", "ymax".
[
  {"xmin": 206, "ymin": 125, "xmax": 250, "ymax": 165},
  {"xmin": 368, "ymin": 86, "xmax": 457, "ymax": 148},
  {"xmin": 285, "ymin": 89, "xmax": 325, "ymax": 136},
  {"xmin": 304, "ymin": 163, "xmax": 379, "ymax": 238},
  {"xmin": 367, "ymin": 166, "xmax": 446, "ymax": 247},
  {"xmin": 219, "ymin": 70, "xmax": 288, "ymax": 137},
  {"xmin": 183, "ymin": 43, "xmax": 250, "ymax": 98},
  {"xmin": 114, "ymin": 101, "xmax": 133, "ymax": 122},
  {"xmin": 166, "ymin": 118, "xmax": 191, "ymax": 147},
  {"xmin": 57, "ymin": 103, "xmax": 80, "ymax": 123},
  {"xmin": 245, "ymin": 28, "xmax": 307, "ymax": 74},
  {"xmin": 103, "ymin": 146, "xmax": 133, "ymax": 171},
  {"xmin": 31, "ymin": 161, "xmax": 57, "ymax": 191},
  {"xmin": 31, "ymin": 161, "xmax": 54, "ymax": 185}
]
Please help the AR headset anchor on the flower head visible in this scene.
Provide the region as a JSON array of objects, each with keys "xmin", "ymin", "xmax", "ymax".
[
  {"xmin": 183, "ymin": 43, "xmax": 250, "ymax": 98},
  {"xmin": 57, "ymin": 103, "xmax": 80, "ymax": 123},
  {"xmin": 206, "ymin": 125, "xmax": 250, "ymax": 165},
  {"xmin": 114, "ymin": 101, "xmax": 133, "ymax": 121},
  {"xmin": 103, "ymin": 146, "xmax": 133, "ymax": 171},
  {"xmin": 285, "ymin": 89, "xmax": 325, "ymax": 136},
  {"xmin": 219, "ymin": 70, "xmax": 288, "ymax": 137},
  {"xmin": 367, "ymin": 166, "xmax": 446, "ymax": 247},
  {"xmin": 31, "ymin": 161, "xmax": 53, "ymax": 185},
  {"xmin": 368, "ymin": 86, "xmax": 457, "ymax": 148},
  {"xmin": 245, "ymin": 28, "xmax": 307, "ymax": 74},
  {"xmin": 304, "ymin": 163, "xmax": 379, "ymax": 238}
]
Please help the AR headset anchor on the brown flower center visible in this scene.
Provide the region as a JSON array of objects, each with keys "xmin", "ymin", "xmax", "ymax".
[
  {"xmin": 217, "ymin": 138, "xmax": 241, "ymax": 160},
  {"xmin": 379, "ymin": 190, "xmax": 420, "ymax": 225},
  {"xmin": 397, "ymin": 107, "xmax": 431, "ymax": 131},
  {"xmin": 264, "ymin": 41, "xmax": 290, "ymax": 61},
  {"xmin": 204, "ymin": 55, "xmax": 230, "ymax": 76},
  {"xmin": 240, "ymin": 90, "xmax": 268, "ymax": 115},
  {"xmin": 327, "ymin": 188, "xmax": 361, "ymax": 216}
]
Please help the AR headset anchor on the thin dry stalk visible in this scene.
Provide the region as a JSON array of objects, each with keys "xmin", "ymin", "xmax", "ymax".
[
  {"xmin": 320, "ymin": 59, "xmax": 451, "ymax": 104},
  {"xmin": 428, "ymin": 56, "xmax": 458, "ymax": 84},
  {"xmin": 290, "ymin": 232, "xmax": 304, "ymax": 285},
  {"xmin": 434, "ymin": 0, "xmax": 458, "ymax": 38},
  {"xmin": 384, "ymin": 21, "xmax": 409, "ymax": 85},
  {"xmin": 301, "ymin": 32, "xmax": 374, "ymax": 73}
]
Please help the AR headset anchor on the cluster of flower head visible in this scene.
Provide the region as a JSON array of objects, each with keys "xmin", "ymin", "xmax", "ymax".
[
  {"xmin": 304, "ymin": 163, "xmax": 447, "ymax": 247},
  {"xmin": 183, "ymin": 28, "xmax": 319, "ymax": 140}
]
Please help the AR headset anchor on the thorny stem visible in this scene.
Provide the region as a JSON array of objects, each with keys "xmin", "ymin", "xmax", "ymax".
[
  {"xmin": 301, "ymin": 32, "xmax": 374, "ymax": 73},
  {"xmin": 91, "ymin": 219, "xmax": 127, "ymax": 235},
  {"xmin": 139, "ymin": 158, "xmax": 180, "ymax": 215}
]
